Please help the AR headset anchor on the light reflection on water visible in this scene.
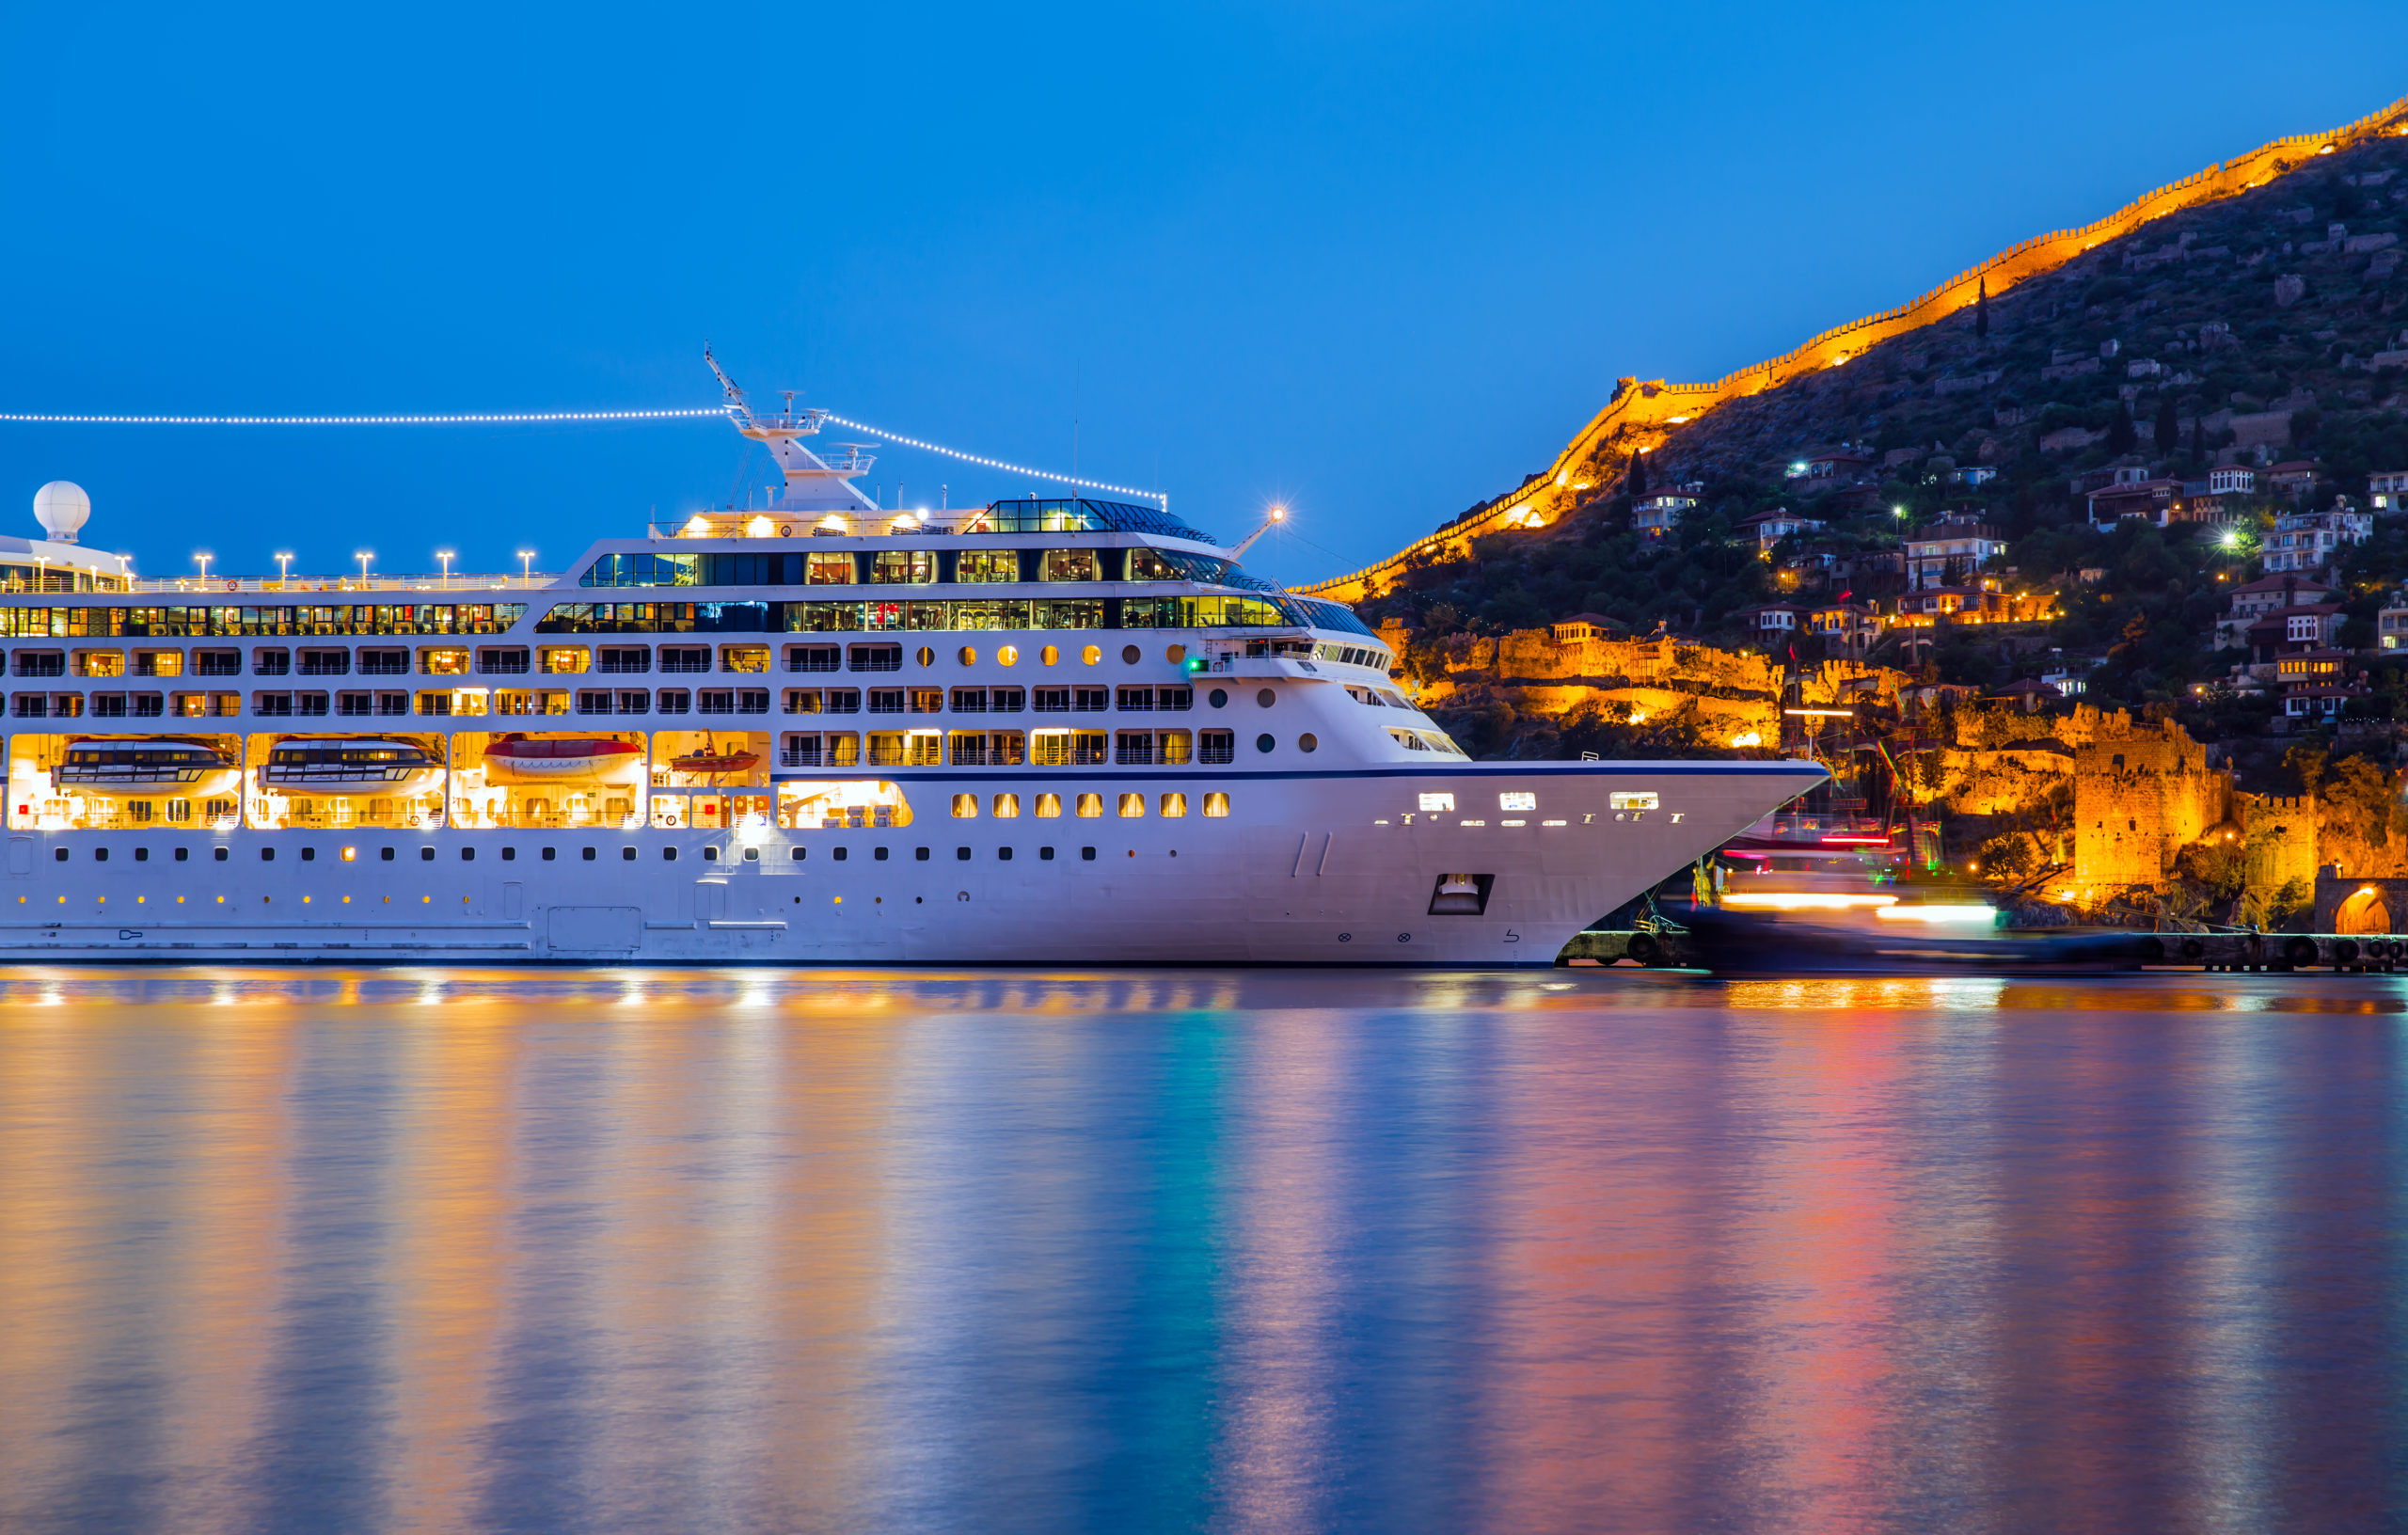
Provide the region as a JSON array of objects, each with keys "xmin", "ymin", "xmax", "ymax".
[{"xmin": 2, "ymin": 969, "xmax": 2405, "ymax": 1532}]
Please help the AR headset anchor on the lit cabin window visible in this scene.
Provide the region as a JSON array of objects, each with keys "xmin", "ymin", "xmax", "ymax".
[
  {"xmin": 1418, "ymin": 792, "xmax": 1455, "ymax": 812},
  {"xmin": 957, "ymin": 550, "xmax": 1019, "ymax": 583},
  {"xmin": 1035, "ymin": 793, "xmax": 1063, "ymax": 818},
  {"xmin": 1160, "ymin": 792, "xmax": 1187, "ymax": 818},
  {"xmin": 1076, "ymin": 793, "xmax": 1104, "ymax": 818},
  {"xmin": 1043, "ymin": 549, "xmax": 1099, "ymax": 582},
  {"xmin": 1608, "ymin": 791, "xmax": 1659, "ymax": 811},
  {"xmin": 1128, "ymin": 548, "xmax": 1178, "ymax": 579},
  {"xmin": 992, "ymin": 793, "xmax": 1021, "ymax": 818},
  {"xmin": 951, "ymin": 794, "xmax": 978, "ymax": 818},
  {"xmin": 1499, "ymin": 792, "xmax": 1536, "ymax": 812},
  {"xmin": 806, "ymin": 553, "xmax": 854, "ymax": 585},
  {"xmin": 1202, "ymin": 792, "xmax": 1229, "ymax": 818},
  {"xmin": 872, "ymin": 550, "xmax": 934, "ymax": 585},
  {"xmin": 1117, "ymin": 792, "xmax": 1146, "ymax": 818}
]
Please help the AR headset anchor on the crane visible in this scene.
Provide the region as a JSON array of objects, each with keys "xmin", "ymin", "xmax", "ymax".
[{"xmin": 1230, "ymin": 505, "xmax": 1286, "ymax": 557}]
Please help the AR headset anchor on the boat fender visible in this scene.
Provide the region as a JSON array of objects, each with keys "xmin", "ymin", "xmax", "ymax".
[
  {"xmin": 2284, "ymin": 936, "xmax": 2320, "ymax": 967},
  {"xmin": 1626, "ymin": 933, "xmax": 1659, "ymax": 966},
  {"xmin": 2178, "ymin": 938, "xmax": 2205, "ymax": 960},
  {"xmin": 2336, "ymin": 939, "xmax": 2360, "ymax": 964}
]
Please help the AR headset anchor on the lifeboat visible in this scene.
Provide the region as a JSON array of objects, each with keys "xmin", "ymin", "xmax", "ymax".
[
  {"xmin": 670, "ymin": 747, "xmax": 762, "ymax": 777},
  {"xmin": 260, "ymin": 738, "xmax": 445, "ymax": 795},
  {"xmin": 53, "ymin": 738, "xmax": 241, "ymax": 799},
  {"xmin": 479, "ymin": 734, "xmax": 645, "ymax": 783}
]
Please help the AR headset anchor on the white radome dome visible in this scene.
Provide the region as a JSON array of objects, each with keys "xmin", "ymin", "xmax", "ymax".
[{"xmin": 34, "ymin": 481, "xmax": 90, "ymax": 544}]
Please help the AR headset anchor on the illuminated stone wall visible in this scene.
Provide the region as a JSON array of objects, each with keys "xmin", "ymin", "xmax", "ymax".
[
  {"xmin": 2072, "ymin": 720, "xmax": 2228, "ymax": 893},
  {"xmin": 1298, "ymin": 95, "xmax": 2408, "ymax": 606}
]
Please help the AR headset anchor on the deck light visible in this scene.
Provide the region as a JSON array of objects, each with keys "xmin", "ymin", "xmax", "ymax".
[
  {"xmin": 356, "ymin": 551, "xmax": 372, "ymax": 582},
  {"xmin": 275, "ymin": 552, "xmax": 293, "ymax": 582},
  {"xmin": 437, "ymin": 550, "xmax": 453, "ymax": 588},
  {"xmin": 684, "ymin": 514, "xmax": 711, "ymax": 537},
  {"xmin": 518, "ymin": 550, "xmax": 536, "ymax": 585},
  {"xmin": 746, "ymin": 515, "xmax": 773, "ymax": 537}
]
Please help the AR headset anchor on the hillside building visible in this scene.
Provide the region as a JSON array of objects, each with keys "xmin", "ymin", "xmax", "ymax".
[
  {"xmin": 2263, "ymin": 507, "xmax": 2373, "ymax": 573},
  {"xmin": 1904, "ymin": 513, "xmax": 2006, "ymax": 589},
  {"xmin": 1740, "ymin": 508, "xmax": 1826, "ymax": 552},
  {"xmin": 1632, "ymin": 490, "xmax": 1699, "ymax": 539},
  {"xmin": 2369, "ymin": 470, "xmax": 2408, "ymax": 513}
]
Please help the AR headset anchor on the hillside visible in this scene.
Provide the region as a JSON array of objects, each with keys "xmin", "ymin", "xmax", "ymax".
[{"xmin": 1345, "ymin": 109, "xmax": 2408, "ymax": 753}]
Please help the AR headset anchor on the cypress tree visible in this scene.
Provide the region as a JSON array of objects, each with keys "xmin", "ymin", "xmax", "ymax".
[
  {"xmin": 1974, "ymin": 277, "xmax": 1989, "ymax": 340},
  {"xmin": 2154, "ymin": 395, "xmax": 2178, "ymax": 456},
  {"xmin": 2108, "ymin": 402, "xmax": 2137, "ymax": 454},
  {"xmin": 1626, "ymin": 450, "xmax": 1649, "ymax": 499}
]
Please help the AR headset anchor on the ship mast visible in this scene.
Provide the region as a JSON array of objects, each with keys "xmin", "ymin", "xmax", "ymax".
[{"xmin": 705, "ymin": 347, "xmax": 877, "ymax": 513}]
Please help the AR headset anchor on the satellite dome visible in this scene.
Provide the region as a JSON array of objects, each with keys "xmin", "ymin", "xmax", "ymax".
[{"xmin": 34, "ymin": 482, "xmax": 90, "ymax": 545}]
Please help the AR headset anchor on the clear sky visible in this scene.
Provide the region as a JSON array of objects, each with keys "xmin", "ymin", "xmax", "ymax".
[{"xmin": 2, "ymin": 2, "xmax": 2403, "ymax": 588}]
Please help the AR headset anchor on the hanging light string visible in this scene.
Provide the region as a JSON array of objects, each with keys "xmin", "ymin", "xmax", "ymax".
[
  {"xmin": 0, "ymin": 407, "xmax": 726, "ymax": 425},
  {"xmin": 0, "ymin": 402, "xmax": 1168, "ymax": 507},
  {"xmin": 819, "ymin": 412, "xmax": 1166, "ymax": 508}
]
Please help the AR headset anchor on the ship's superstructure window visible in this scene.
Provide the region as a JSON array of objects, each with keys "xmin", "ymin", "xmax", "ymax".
[
  {"xmin": 0, "ymin": 604, "xmax": 530, "ymax": 639},
  {"xmin": 807, "ymin": 553, "xmax": 853, "ymax": 585},
  {"xmin": 1199, "ymin": 729, "xmax": 1234, "ymax": 764},
  {"xmin": 1042, "ymin": 549, "xmax": 1099, "ymax": 582},
  {"xmin": 658, "ymin": 645, "xmax": 710, "ymax": 673},
  {"xmin": 786, "ymin": 644, "xmax": 840, "ymax": 673},
  {"xmin": 870, "ymin": 550, "xmax": 935, "ymax": 585},
  {"xmin": 534, "ymin": 594, "xmax": 1312, "ymax": 635},
  {"xmin": 849, "ymin": 643, "xmax": 903, "ymax": 673},
  {"xmin": 955, "ymin": 550, "xmax": 1018, "ymax": 583}
]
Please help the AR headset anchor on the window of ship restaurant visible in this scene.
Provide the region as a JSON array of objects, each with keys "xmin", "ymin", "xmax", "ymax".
[
  {"xmin": 1042, "ymin": 549, "xmax": 1099, "ymax": 582},
  {"xmin": 956, "ymin": 550, "xmax": 1019, "ymax": 584},
  {"xmin": 872, "ymin": 550, "xmax": 935, "ymax": 585},
  {"xmin": 806, "ymin": 553, "xmax": 854, "ymax": 586}
]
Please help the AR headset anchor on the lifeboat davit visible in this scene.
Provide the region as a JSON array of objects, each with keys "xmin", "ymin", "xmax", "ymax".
[
  {"xmin": 480, "ymin": 734, "xmax": 645, "ymax": 783},
  {"xmin": 670, "ymin": 748, "xmax": 761, "ymax": 777},
  {"xmin": 261, "ymin": 738, "xmax": 445, "ymax": 796},
  {"xmin": 53, "ymin": 738, "xmax": 241, "ymax": 799}
]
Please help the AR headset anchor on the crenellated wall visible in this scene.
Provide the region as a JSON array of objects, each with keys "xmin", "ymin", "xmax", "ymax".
[{"xmin": 1298, "ymin": 95, "xmax": 2408, "ymax": 605}]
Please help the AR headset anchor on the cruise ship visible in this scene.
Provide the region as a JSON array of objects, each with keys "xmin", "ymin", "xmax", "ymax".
[{"xmin": 0, "ymin": 369, "xmax": 1823, "ymax": 963}]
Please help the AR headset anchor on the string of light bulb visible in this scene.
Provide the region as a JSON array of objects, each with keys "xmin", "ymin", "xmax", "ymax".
[
  {"xmin": 0, "ymin": 402, "xmax": 1168, "ymax": 507},
  {"xmin": 818, "ymin": 413, "xmax": 1166, "ymax": 508},
  {"xmin": 0, "ymin": 408, "xmax": 726, "ymax": 425}
]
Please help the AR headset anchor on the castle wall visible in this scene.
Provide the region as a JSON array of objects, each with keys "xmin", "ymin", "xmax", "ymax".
[
  {"xmin": 2072, "ymin": 720, "xmax": 2228, "ymax": 893},
  {"xmin": 1298, "ymin": 94, "xmax": 2408, "ymax": 605}
]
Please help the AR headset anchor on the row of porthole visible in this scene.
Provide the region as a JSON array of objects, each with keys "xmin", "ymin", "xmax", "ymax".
[
  {"xmin": 935, "ymin": 643, "xmax": 1188, "ymax": 668},
  {"xmin": 950, "ymin": 791, "xmax": 1228, "ymax": 819}
]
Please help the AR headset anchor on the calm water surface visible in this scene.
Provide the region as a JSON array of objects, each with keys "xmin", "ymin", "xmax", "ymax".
[{"xmin": 3, "ymin": 968, "xmax": 2406, "ymax": 1533}]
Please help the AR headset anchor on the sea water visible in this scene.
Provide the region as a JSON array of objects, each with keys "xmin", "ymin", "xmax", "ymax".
[{"xmin": 2, "ymin": 968, "xmax": 2404, "ymax": 1533}]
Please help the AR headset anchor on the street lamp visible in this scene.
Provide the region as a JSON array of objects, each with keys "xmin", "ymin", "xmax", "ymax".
[
  {"xmin": 195, "ymin": 552, "xmax": 212, "ymax": 585},
  {"xmin": 518, "ymin": 550, "xmax": 535, "ymax": 588},
  {"xmin": 437, "ymin": 550, "xmax": 454, "ymax": 590},
  {"xmin": 356, "ymin": 550, "xmax": 372, "ymax": 585},
  {"xmin": 275, "ymin": 552, "xmax": 293, "ymax": 585}
]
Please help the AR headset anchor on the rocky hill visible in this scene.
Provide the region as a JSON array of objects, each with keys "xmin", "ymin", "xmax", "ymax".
[{"xmin": 1346, "ymin": 108, "xmax": 2408, "ymax": 752}]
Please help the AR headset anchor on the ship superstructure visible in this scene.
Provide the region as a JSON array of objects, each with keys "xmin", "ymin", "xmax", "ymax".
[{"xmin": 0, "ymin": 374, "xmax": 1822, "ymax": 962}]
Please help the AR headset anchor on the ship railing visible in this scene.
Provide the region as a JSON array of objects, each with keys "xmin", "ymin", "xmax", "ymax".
[{"xmin": 127, "ymin": 573, "xmax": 558, "ymax": 594}]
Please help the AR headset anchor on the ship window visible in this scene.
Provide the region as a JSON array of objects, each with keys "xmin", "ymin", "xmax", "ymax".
[
  {"xmin": 1203, "ymin": 793, "xmax": 1229, "ymax": 817},
  {"xmin": 420, "ymin": 847, "xmax": 434, "ymax": 861},
  {"xmin": 1298, "ymin": 733, "xmax": 1317, "ymax": 752},
  {"xmin": 705, "ymin": 845, "xmax": 721, "ymax": 861},
  {"xmin": 260, "ymin": 847, "xmax": 275, "ymax": 862},
  {"xmin": 1036, "ymin": 793, "xmax": 1062, "ymax": 819},
  {"xmin": 1199, "ymin": 729, "xmax": 1234, "ymax": 764},
  {"xmin": 952, "ymin": 794, "xmax": 978, "ymax": 818},
  {"xmin": 502, "ymin": 847, "xmax": 516, "ymax": 862},
  {"xmin": 789, "ymin": 847, "xmax": 804, "ymax": 861},
  {"xmin": 175, "ymin": 847, "xmax": 189, "ymax": 862},
  {"xmin": 1043, "ymin": 549, "xmax": 1099, "ymax": 582},
  {"xmin": 806, "ymin": 552, "xmax": 854, "ymax": 586},
  {"xmin": 1076, "ymin": 793, "xmax": 1103, "ymax": 818},
  {"xmin": 581, "ymin": 847, "xmax": 595, "ymax": 861},
  {"xmin": 1040, "ymin": 846, "xmax": 1054, "ymax": 860},
  {"xmin": 832, "ymin": 847, "xmax": 845, "ymax": 861},
  {"xmin": 1127, "ymin": 548, "xmax": 1177, "ymax": 580},
  {"xmin": 1208, "ymin": 688, "xmax": 1228, "ymax": 708},
  {"xmin": 53, "ymin": 847, "xmax": 66, "ymax": 862},
  {"xmin": 993, "ymin": 793, "xmax": 1020, "ymax": 818},
  {"xmin": 214, "ymin": 847, "xmax": 229, "ymax": 861},
  {"xmin": 956, "ymin": 549, "xmax": 1019, "ymax": 583},
  {"xmin": 875, "ymin": 846, "xmax": 889, "ymax": 861},
  {"xmin": 1608, "ymin": 792, "xmax": 1658, "ymax": 811},
  {"xmin": 1081, "ymin": 846, "xmax": 1096, "ymax": 861},
  {"xmin": 664, "ymin": 847, "xmax": 678, "ymax": 861},
  {"xmin": 542, "ymin": 847, "xmax": 557, "ymax": 861},
  {"xmin": 956, "ymin": 846, "xmax": 970, "ymax": 861},
  {"xmin": 1161, "ymin": 793, "xmax": 1187, "ymax": 817},
  {"xmin": 870, "ymin": 550, "xmax": 934, "ymax": 585},
  {"xmin": 1256, "ymin": 734, "xmax": 1275, "ymax": 753},
  {"xmin": 461, "ymin": 847, "xmax": 474, "ymax": 861},
  {"xmin": 380, "ymin": 847, "xmax": 394, "ymax": 862},
  {"xmin": 1117, "ymin": 793, "xmax": 1145, "ymax": 818}
]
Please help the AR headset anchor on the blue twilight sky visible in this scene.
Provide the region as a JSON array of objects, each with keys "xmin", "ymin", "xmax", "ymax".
[{"xmin": 1, "ymin": 3, "xmax": 2403, "ymax": 589}]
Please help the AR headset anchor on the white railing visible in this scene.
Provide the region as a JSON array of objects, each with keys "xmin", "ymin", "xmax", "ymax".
[{"xmin": 126, "ymin": 572, "xmax": 559, "ymax": 595}]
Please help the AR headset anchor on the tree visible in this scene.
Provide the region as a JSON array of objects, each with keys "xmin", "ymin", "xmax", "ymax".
[
  {"xmin": 2107, "ymin": 402, "xmax": 2138, "ymax": 455},
  {"xmin": 1974, "ymin": 277, "xmax": 1988, "ymax": 340},
  {"xmin": 2155, "ymin": 396, "xmax": 2178, "ymax": 457},
  {"xmin": 1625, "ymin": 450, "xmax": 1648, "ymax": 500},
  {"xmin": 2191, "ymin": 412, "xmax": 2207, "ymax": 464}
]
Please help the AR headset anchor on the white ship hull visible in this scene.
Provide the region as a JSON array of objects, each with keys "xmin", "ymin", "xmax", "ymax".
[{"xmin": 0, "ymin": 761, "xmax": 1818, "ymax": 965}]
